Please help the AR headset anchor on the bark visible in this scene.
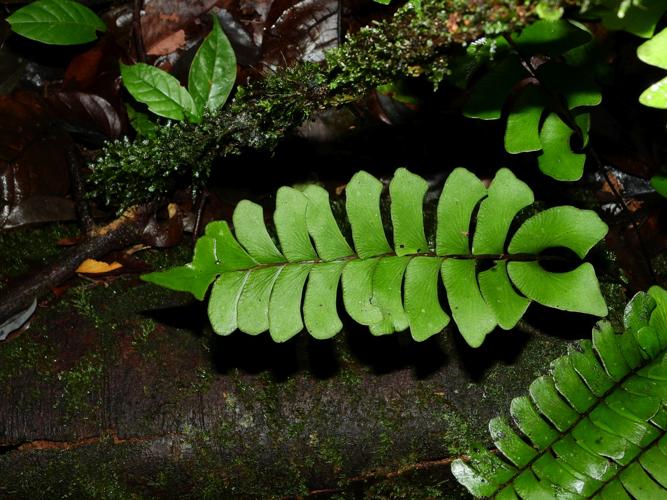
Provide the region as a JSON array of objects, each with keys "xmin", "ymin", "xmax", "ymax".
[{"xmin": 0, "ymin": 270, "xmax": 582, "ymax": 498}]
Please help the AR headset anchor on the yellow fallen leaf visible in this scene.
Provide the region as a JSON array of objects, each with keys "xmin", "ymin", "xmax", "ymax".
[{"xmin": 76, "ymin": 259, "xmax": 123, "ymax": 274}]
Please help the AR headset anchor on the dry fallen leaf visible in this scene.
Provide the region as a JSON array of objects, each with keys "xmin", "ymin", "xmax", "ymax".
[{"xmin": 76, "ymin": 259, "xmax": 123, "ymax": 274}]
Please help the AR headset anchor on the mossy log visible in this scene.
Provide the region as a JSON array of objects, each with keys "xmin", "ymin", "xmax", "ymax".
[
  {"xmin": 0, "ymin": 260, "xmax": 592, "ymax": 498},
  {"xmin": 89, "ymin": 0, "xmax": 590, "ymax": 209}
]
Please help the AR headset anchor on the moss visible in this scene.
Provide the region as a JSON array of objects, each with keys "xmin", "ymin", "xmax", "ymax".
[
  {"xmin": 0, "ymin": 223, "xmax": 78, "ymax": 287},
  {"xmin": 56, "ymin": 352, "xmax": 104, "ymax": 423}
]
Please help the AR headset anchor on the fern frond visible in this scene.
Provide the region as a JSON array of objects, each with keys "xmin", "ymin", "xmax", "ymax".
[
  {"xmin": 452, "ymin": 287, "xmax": 667, "ymax": 498},
  {"xmin": 142, "ymin": 167, "xmax": 608, "ymax": 348}
]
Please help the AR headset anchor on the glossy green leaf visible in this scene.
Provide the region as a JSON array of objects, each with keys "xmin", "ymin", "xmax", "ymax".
[
  {"xmin": 120, "ymin": 63, "xmax": 196, "ymax": 121},
  {"xmin": 453, "ymin": 290, "xmax": 667, "ymax": 498},
  {"xmin": 188, "ymin": 15, "xmax": 237, "ymax": 114},
  {"xmin": 7, "ymin": 0, "xmax": 106, "ymax": 45},
  {"xmin": 145, "ymin": 167, "xmax": 607, "ymax": 348},
  {"xmin": 504, "ymin": 85, "xmax": 545, "ymax": 154},
  {"xmin": 538, "ymin": 112, "xmax": 586, "ymax": 181}
]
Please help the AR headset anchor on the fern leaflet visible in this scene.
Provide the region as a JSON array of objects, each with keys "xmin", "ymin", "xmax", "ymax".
[
  {"xmin": 143, "ymin": 167, "xmax": 608, "ymax": 348},
  {"xmin": 452, "ymin": 287, "xmax": 667, "ymax": 498}
]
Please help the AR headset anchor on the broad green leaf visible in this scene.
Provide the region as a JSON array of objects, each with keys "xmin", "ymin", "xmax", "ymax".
[
  {"xmin": 188, "ymin": 15, "xmax": 237, "ymax": 114},
  {"xmin": 141, "ymin": 264, "xmax": 213, "ymax": 301},
  {"xmin": 638, "ymin": 27, "xmax": 667, "ymax": 69},
  {"xmin": 205, "ymin": 221, "xmax": 257, "ymax": 272},
  {"xmin": 346, "ymin": 171, "xmax": 391, "ymax": 258},
  {"xmin": 7, "ymin": 0, "xmax": 106, "ymax": 45},
  {"xmin": 538, "ymin": 112, "xmax": 586, "ymax": 181},
  {"xmin": 514, "ymin": 19, "xmax": 591, "ymax": 57},
  {"xmin": 639, "ymin": 76, "xmax": 667, "ymax": 109},
  {"xmin": 504, "ymin": 85, "xmax": 545, "ymax": 154},
  {"xmin": 510, "ymin": 396, "xmax": 559, "ymax": 449},
  {"xmin": 463, "ymin": 55, "xmax": 525, "ymax": 120},
  {"xmin": 390, "ymin": 168, "xmax": 429, "ymax": 256},
  {"xmin": 551, "ymin": 356, "xmax": 596, "ymax": 413},
  {"xmin": 120, "ymin": 63, "xmax": 196, "ymax": 121},
  {"xmin": 489, "ymin": 417, "xmax": 537, "ymax": 467}
]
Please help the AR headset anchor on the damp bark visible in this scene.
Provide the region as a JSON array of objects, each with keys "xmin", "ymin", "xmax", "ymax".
[{"xmin": 0, "ymin": 247, "xmax": 591, "ymax": 498}]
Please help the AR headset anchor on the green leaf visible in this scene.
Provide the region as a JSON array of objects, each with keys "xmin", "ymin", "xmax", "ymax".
[
  {"xmin": 600, "ymin": 2, "xmax": 667, "ymax": 38},
  {"xmin": 7, "ymin": 0, "xmax": 106, "ymax": 45},
  {"xmin": 453, "ymin": 290, "xmax": 667, "ymax": 497},
  {"xmin": 538, "ymin": 112, "xmax": 587, "ymax": 181},
  {"xmin": 120, "ymin": 63, "xmax": 196, "ymax": 122},
  {"xmin": 504, "ymin": 85, "xmax": 545, "ymax": 154},
  {"xmin": 144, "ymin": 168, "xmax": 608, "ymax": 347},
  {"xmin": 639, "ymin": 76, "xmax": 667, "ymax": 109},
  {"xmin": 125, "ymin": 104, "xmax": 158, "ymax": 139},
  {"xmin": 463, "ymin": 56, "xmax": 525, "ymax": 120},
  {"xmin": 638, "ymin": 27, "xmax": 667, "ymax": 70},
  {"xmin": 188, "ymin": 15, "xmax": 237, "ymax": 115},
  {"xmin": 514, "ymin": 20, "xmax": 591, "ymax": 57}
]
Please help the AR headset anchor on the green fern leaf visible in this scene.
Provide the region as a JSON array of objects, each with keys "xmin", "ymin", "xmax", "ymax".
[
  {"xmin": 452, "ymin": 287, "xmax": 667, "ymax": 497},
  {"xmin": 142, "ymin": 168, "xmax": 608, "ymax": 347}
]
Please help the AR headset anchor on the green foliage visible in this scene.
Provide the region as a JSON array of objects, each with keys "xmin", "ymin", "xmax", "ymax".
[
  {"xmin": 651, "ymin": 176, "xmax": 667, "ymax": 199},
  {"xmin": 638, "ymin": 27, "xmax": 667, "ymax": 109},
  {"xmin": 464, "ymin": 19, "xmax": 601, "ymax": 181},
  {"xmin": 188, "ymin": 16, "xmax": 237, "ymax": 116},
  {"xmin": 142, "ymin": 167, "xmax": 608, "ymax": 348},
  {"xmin": 121, "ymin": 16, "xmax": 237, "ymax": 123},
  {"xmin": 120, "ymin": 63, "xmax": 197, "ymax": 122},
  {"xmin": 595, "ymin": 0, "xmax": 667, "ymax": 38},
  {"xmin": 452, "ymin": 287, "xmax": 667, "ymax": 498},
  {"xmin": 6, "ymin": 0, "xmax": 106, "ymax": 45}
]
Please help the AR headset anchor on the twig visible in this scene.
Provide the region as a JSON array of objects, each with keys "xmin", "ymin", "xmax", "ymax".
[{"xmin": 0, "ymin": 205, "xmax": 153, "ymax": 323}]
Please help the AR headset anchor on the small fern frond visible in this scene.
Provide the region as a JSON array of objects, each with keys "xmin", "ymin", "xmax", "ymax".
[
  {"xmin": 452, "ymin": 287, "xmax": 667, "ymax": 498},
  {"xmin": 142, "ymin": 167, "xmax": 608, "ymax": 347}
]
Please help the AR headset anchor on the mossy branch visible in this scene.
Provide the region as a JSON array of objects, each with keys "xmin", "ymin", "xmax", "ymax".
[{"xmin": 89, "ymin": 0, "xmax": 587, "ymax": 209}]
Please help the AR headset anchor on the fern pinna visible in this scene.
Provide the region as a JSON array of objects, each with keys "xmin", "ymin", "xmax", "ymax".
[
  {"xmin": 452, "ymin": 287, "xmax": 667, "ymax": 498},
  {"xmin": 143, "ymin": 167, "xmax": 608, "ymax": 348}
]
